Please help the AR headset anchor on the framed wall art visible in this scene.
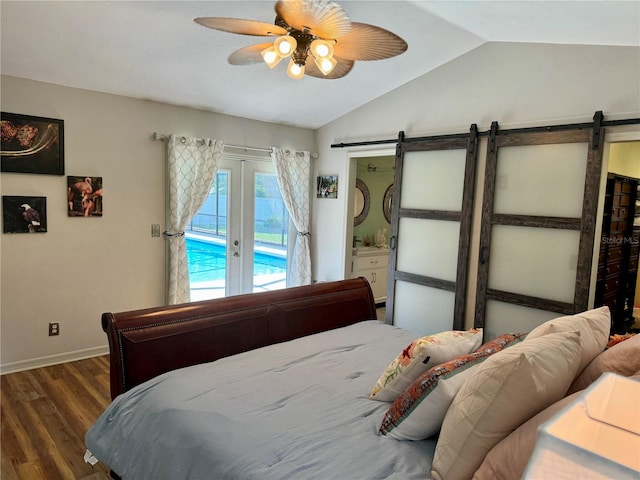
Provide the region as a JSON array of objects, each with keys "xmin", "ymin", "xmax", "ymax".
[
  {"xmin": 317, "ymin": 175, "xmax": 338, "ymax": 199},
  {"xmin": 1, "ymin": 112, "xmax": 64, "ymax": 175},
  {"xmin": 2, "ymin": 195, "xmax": 47, "ymax": 233},
  {"xmin": 68, "ymin": 176, "xmax": 103, "ymax": 217}
]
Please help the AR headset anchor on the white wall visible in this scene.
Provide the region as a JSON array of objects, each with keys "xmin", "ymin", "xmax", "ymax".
[
  {"xmin": 313, "ymin": 42, "xmax": 640, "ymax": 323},
  {"xmin": 3, "ymin": 41, "xmax": 640, "ymax": 369},
  {"xmin": 0, "ymin": 76, "xmax": 315, "ymax": 371}
]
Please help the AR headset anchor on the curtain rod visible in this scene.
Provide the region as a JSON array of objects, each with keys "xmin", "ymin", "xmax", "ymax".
[
  {"xmin": 151, "ymin": 132, "xmax": 317, "ymax": 158},
  {"xmin": 330, "ymin": 115, "xmax": 640, "ymax": 149}
]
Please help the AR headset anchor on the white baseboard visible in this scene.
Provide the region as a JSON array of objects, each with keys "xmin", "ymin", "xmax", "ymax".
[{"xmin": 0, "ymin": 345, "xmax": 109, "ymax": 375}]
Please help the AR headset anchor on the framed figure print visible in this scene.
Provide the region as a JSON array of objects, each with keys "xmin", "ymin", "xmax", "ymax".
[
  {"xmin": 1, "ymin": 112, "xmax": 64, "ymax": 175},
  {"xmin": 317, "ymin": 175, "xmax": 338, "ymax": 198},
  {"xmin": 2, "ymin": 196, "xmax": 47, "ymax": 233}
]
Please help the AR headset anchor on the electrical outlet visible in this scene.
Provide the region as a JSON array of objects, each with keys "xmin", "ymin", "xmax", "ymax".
[
  {"xmin": 49, "ymin": 322, "xmax": 60, "ymax": 336},
  {"xmin": 151, "ymin": 224, "xmax": 161, "ymax": 237}
]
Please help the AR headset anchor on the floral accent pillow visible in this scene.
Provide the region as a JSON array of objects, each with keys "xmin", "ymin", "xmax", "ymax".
[
  {"xmin": 369, "ymin": 329, "xmax": 483, "ymax": 402},
  {"xmin": 379, "ymin": 333, "xmax": 527, "ymax": 440}
]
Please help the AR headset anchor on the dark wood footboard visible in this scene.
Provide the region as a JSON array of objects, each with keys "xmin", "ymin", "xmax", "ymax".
[{"xmin": 102, "ymin": 278, "xmax": 377, "ymax": 399}]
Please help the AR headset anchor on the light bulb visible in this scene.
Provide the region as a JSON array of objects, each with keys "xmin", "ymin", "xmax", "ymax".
[
  {"xmin": 287, "ymin": 59, "xmax": 305, "ymax": 80},
  {"xmin": 274, "ymin": 36, "xmax": 297, "ymax": 58},
  {"xmin": 310, "ymin": 39, "xmax": 334, "ymax": 59},
  {"xmin": 315, "ymin": 56, "xmax": 337, "ymax": 75},
  {"xmin": 316, "ymin": 44, "xmax": 329, "ymax": 57},
  {"xmin": 261, "ymin": 46, "xmax": 282, "ymax": 69}
]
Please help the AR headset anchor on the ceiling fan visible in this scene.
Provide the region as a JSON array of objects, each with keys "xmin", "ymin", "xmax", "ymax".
[{"xmin": 194, "ymin": 0, "xmax": 408, "ymax": 80}]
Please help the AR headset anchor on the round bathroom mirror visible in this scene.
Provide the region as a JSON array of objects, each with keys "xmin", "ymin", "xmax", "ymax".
[
  {"xmin": 354, "ymin": 179, "xmax": 370, "ymax": 226},
  {"xmin": 383, "ymin": 184, "xmax": 394, "ymax": 223}
]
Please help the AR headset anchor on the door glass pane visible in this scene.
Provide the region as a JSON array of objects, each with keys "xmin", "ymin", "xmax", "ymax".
[
  {"xmin": 253, "ymin": 173, "xmax": 288, "ymax": 293},
  {"xmin": 493, "ymin": 143, "xmax": 588, "ymax": 217},
  {"xmin": 484, "ymin": 300, "xmax": 561, "ymax": 341},
  {"xmin": 186, "ymin": 171, "xmax": 229, "ymax": 300},
  {"xmin": 401, "ymin": 149, "xmax": 466, "ymax": 211},
  {"xmin": 396, "ymin": 217, "xmax": 460, "ymax": 281},
  {"xmin": 393, "ymin": 280, "xmax": 455, "ymax": 335},
  {"xmin": 488, "ymin": 225, "xmax": 579, "ymax": 303}
]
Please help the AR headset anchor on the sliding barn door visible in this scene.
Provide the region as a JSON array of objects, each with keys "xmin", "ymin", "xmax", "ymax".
[
  {"xmin": 386, "ymin": 127, "xmax": 478, "ymax": 334},
  {"xmin": 475, "ymin": 115, "xmax": 605, "ymax": 339}
]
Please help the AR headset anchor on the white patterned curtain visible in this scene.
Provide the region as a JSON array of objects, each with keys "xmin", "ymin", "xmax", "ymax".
[
  {"xmin": 271, "ymin": 147, "xmax": 312, "ymax": 287},
  {"xmin": 166, "ymin": 135, "xmax": 224, "ymax": 304}
]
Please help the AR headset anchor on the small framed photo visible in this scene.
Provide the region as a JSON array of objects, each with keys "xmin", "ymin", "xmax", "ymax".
[
  {"xmin": 2, "ymin": 196, "xmax": 47, "ymax": 233},
  {"xmin": 317, "ymin": 175, "xmax": 338, "ymax": 199},
  {"xmin": 1, "ymin": 112, "xmax": 64, "ymax": 175},
  {"xmin": 68, "ymin": 176, "xmax": 103, "ymax": 217}
]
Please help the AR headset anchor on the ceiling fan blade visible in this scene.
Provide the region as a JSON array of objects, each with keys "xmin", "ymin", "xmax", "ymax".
[
  {"xmin": 228, "ymin": 43, "xmax": 274, "ymax": 65},
  {"xmin": 195, "ymin": 17, "xmax": 287, "ymax": 37},
  {"xmin": 304, "ymin": 55, "xmax": 354, "ymax": 79},
  {"xmin": 275, "ymin": 0, "xmax": 351, "ymax": 39},
  {"xmin": 334, "ymin": 22, "xmax": 407, "ymax": 61}
]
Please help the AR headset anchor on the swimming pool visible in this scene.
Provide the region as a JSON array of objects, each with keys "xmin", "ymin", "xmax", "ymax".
[{"xmin": 187, "ymin": 237, "xmax": 286, "ymax": 283}]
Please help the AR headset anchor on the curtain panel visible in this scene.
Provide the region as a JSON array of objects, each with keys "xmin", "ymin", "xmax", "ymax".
[
  {"xmin": 271, "ymin": 147, "xmax": 312, "ymax": 287},
  {"xmin": 166, "ymin": 135, "xmax": 224, "ymax": 304}
]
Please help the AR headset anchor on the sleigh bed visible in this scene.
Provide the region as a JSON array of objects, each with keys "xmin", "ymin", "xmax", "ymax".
[{"xmin": 85, "ymin": 277, "xmax": 640, "ymax": 480}]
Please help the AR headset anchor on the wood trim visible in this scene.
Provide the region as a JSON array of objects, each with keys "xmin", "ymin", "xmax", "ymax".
[
  {"xmin": 398, "ymin": 208, "xmax": 461, "ymax": 221},
  {"xmin": 454, "ymin": 124, "xmax": 479, "ymax": 330},
  {"xmin": 474, "ymin": 121, "xmax": 499, "ymax": 329},
  {"xmin": 385, "ymin": 132, "xmax": 405, "ymax": 324},
  {"xmin": 395, "ymin": 271, "xmax": 456, "ymax": 292},
  {"xmin": 575, "ymin": 116, "xmax": 605, "ymax": 310},
  {"xmin": 486, "ymin": 289, "xmax": 575, "ymax": 315},
  {"xmin": 492, "ymin": 214, "xmax": 581, "ymax": 230},
  {"xmin": 402, "ymin": 137, "xmax": 471, "ymax": 152},
  {"xmin": 495, "ymin": 129, "xmax": 590, "ymax": 147}
]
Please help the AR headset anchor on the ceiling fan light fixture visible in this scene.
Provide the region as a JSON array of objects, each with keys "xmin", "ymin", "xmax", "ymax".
[
  {"xmin": 261, "ymin": 46, "xmax": 282, "ymax": 68},
  {"xmin": 274, "ymin": 35, "xmax": 297, "ymax": 57},
  {"xmin": 287, "ymin": 59, "xmax": 305, "ymax": 80},
  {"xmin": 195, "ymin": 0, "xmax": 408, "ymax": 80}
]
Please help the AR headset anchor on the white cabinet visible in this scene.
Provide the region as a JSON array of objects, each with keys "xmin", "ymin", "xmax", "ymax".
[{"xmin": 351, "ymin": 248, "xmax": 389, "ymax": 304}]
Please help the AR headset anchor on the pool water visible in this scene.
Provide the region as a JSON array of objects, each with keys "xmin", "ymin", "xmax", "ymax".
[{"xmin": 187, "ymin": 237, "xmax": 286, "ymax": 283}]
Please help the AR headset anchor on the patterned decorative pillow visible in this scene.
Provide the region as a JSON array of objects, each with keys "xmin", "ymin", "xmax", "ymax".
[
  {"xmin": 379, "ymin": 333, "xmax": 527, "ymax": 440},
  {"xmin": 606, "ymin": 332, "xmax": 636, "ymax": 349},
  {"xmin": 369, "ymin": 329, "xmax": 483, "ymax": 402}
]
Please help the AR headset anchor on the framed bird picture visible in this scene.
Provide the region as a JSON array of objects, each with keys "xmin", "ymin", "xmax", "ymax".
[
  {"xmin": 67, "ymin": 175, "xmax": 103, "ymax": 217},
  {"xmin": 2, "ymin": 196, "xmax": 47, "ymax": 233}
]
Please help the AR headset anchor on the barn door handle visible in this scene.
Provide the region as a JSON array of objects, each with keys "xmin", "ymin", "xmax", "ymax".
[{"xmin": 480, "ymin": 247, "xmax": 488, "ymax": 265}]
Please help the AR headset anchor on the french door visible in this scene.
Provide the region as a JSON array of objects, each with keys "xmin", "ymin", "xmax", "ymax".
[{"xmin": 187, "ymin": 156, "xmax": 289, "ymax": 299}]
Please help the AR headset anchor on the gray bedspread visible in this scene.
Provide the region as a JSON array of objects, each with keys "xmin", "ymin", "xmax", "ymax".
[{"xmin": 85, "ymin": 320, "xmax": 436, "ymax": 479}]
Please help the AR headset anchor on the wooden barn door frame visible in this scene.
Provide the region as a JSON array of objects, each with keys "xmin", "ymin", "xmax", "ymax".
[
  {"xmin": 386, "ymin": 125, "xmax": 479, "ymax": 330},
  {"xmin": 474, "ymin": 111, "xmax": 605, "ymax": 328}
]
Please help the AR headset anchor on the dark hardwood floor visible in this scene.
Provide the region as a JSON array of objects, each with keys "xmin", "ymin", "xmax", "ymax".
[{"xmin": 1, "ymin": 355, "xmax": 112, "ymax": 479}]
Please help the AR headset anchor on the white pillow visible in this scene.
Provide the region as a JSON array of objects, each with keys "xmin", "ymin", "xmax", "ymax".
[
  {"xmin": 369, "ymin": 329, "xmax": 483, "ymax": 402},
  {"xmin": 431, "ymin": 330, "xmax": 582, "ymax": 480},
  {"xmin": 526, "ymin": 306, "xmax": 610, "ymax": 374}
]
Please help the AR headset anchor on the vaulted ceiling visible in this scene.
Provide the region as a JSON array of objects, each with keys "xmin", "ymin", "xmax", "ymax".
[{"xmin": 1, "ymin": 1, "xmax": 638, "ymax": 129}]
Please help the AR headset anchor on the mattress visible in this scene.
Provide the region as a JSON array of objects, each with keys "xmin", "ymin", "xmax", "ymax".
[{"xmin": 85, "ymin": 320, "xmax": 436, "ymax": 479}]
